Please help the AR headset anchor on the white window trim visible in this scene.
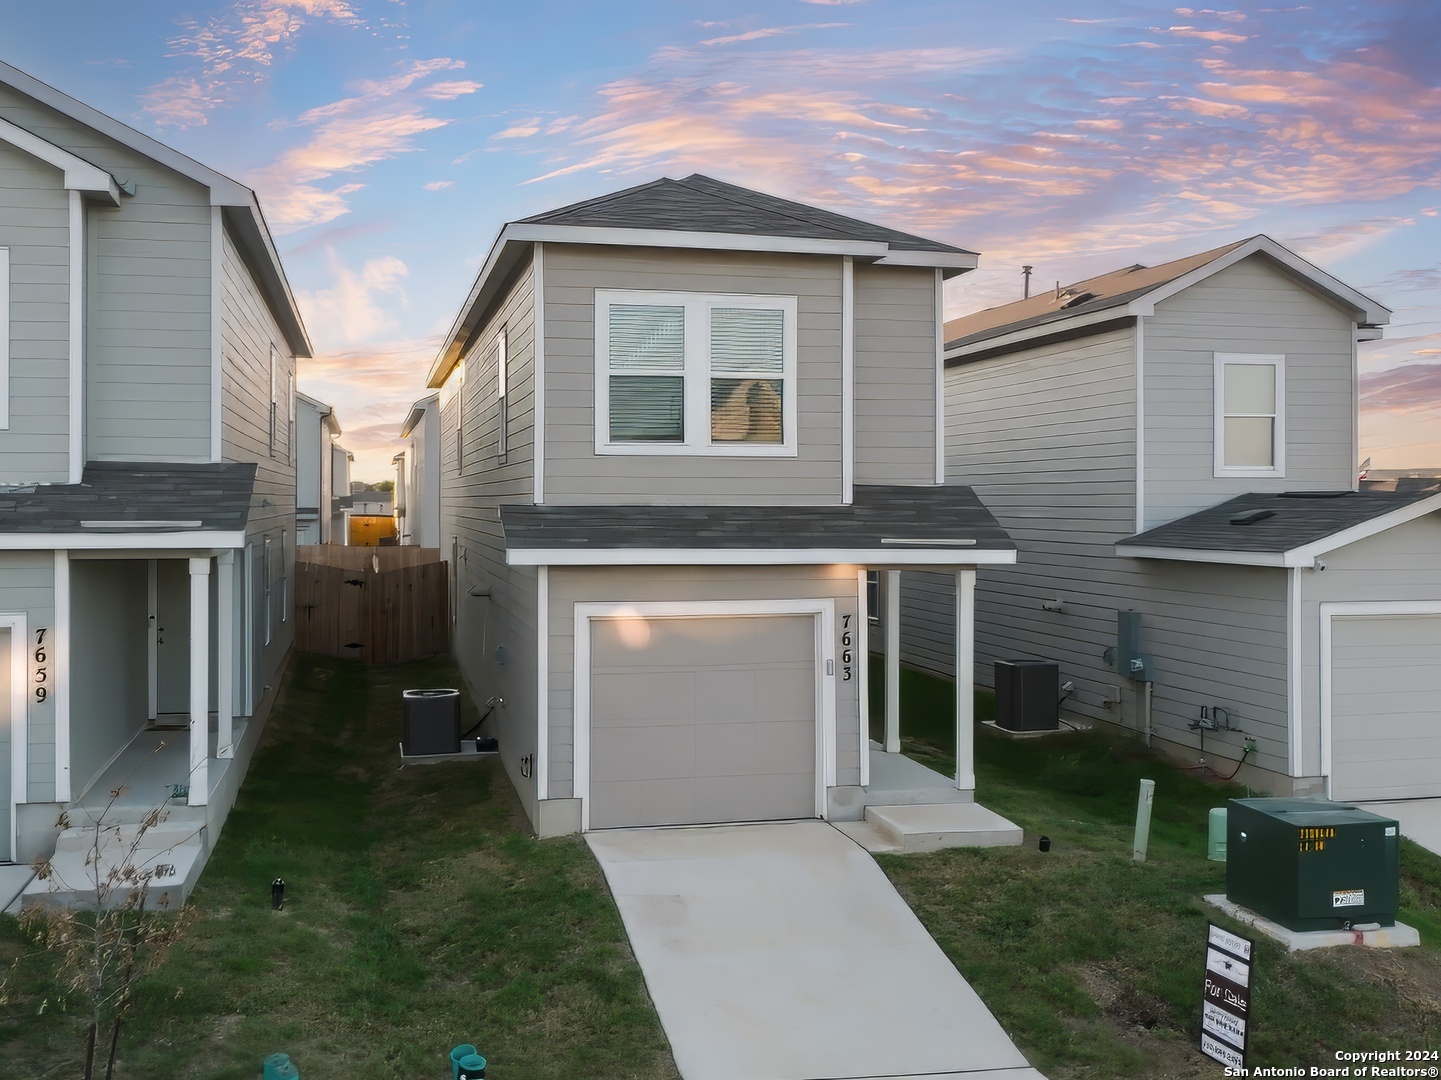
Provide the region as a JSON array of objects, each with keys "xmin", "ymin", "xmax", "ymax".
[
  {"xmin": 496, "ymin": 327, "xmax": 509, "ymax": 463},
  {"xmin": 594, "ymin": 288, "xmax": 799, "ymax": 457},
  {"xmin": 1213, "ymin": 353, "xmax": 1285, "ymax": 478},
  {"xmin": 268, "ymin": 344, "xmax": 279, "ymax": 457},
  {"xmin": 0, "ymin": 247, "xmax": 8, "ymax": 430},
  {"xmin": 263, "ymin": 536, "xmax": 273, "ymax": 646}
]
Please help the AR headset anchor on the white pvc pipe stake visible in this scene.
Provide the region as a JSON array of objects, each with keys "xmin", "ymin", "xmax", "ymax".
[{"xmin": 1133, "ymin": 778, "xmax": 1156, "ymax": 863}]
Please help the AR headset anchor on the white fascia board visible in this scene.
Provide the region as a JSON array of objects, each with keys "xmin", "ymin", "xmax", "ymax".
[
  {"xmin": 945, "ymin": 305, "xmax": 1133, "ymax": 361},
  {"xmin": 429, "ymin": 225, "xmax": 512, "ymax": 388},
  {"xmin": 505, "ymin": 547, "xmax": 1018, "ymax": 567},
  {"xmin": 1129, "ymin": 235, "xmax": 1391, "ymax": 326},
  {"xmin": 1116, "ymin": 544, "xmax": 1288, "ymax": 567},
  {"xmin": 0, "ymin": 530, "xmax": 247, "ymax": 551},
  {"xmin": 874, "ymin": 250, "xmax": 978, "ymax": 272},
  {"xmin": 399, "ymin": 396, "xmax": 438, "ymax": 439},
  {"xmin": 0, "ymin": 116, "xmax": 119, "ymax": 204},
  {"xmin": 1288, "ymin": 493, "xmax": 1441, "ymax": 563},
  {"xmin": 506, "ymin": 223, "xmax": 891, "ymax": 259}
]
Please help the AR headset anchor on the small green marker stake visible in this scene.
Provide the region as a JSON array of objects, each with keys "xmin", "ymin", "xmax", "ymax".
[{"xmin": 1133, "ymin": 778, "xmax": 1155, "ymax": 863}]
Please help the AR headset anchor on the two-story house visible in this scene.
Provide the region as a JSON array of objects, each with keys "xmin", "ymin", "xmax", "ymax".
[
  {"xmin": 894, "ymin": 236, "xmax": 1441, "ymax": 806},
  {"xmin": 296, "ymin": 391, "xmax": 342, "ymax": 544},
  {"xmin": 0, "ymin": 61, "xmax": 309, "ymax": 892},
  {"xmin": 395, "ymin": 393, "xmax": 440, "ymax": 548},
  {"xmin": 428, "ymin": 175, "xmax": 1016, "ymax": 837}
]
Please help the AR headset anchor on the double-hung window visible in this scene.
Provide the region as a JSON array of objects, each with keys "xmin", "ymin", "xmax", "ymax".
[
  {"xmin": 1214, "ymin": 353, "xmax": 1285, "ymax": 476},
  {"xmin": 596, "ymin": 290, "xmax": 798, "ymax": 455}
]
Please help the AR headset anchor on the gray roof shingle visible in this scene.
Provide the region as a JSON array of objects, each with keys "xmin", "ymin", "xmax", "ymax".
[
  {"xmin": 520, "ymin": 174, "xmax": 973, "ymax": 255},
  {"xmin": 1118, "ymin": 489, "xmax": 1438, "ymax": 555},
  {"xmin": 500, "ymin": 484, "xmax": 1014, "ymax": 554},
  {"xmin": 0, "ymin": 462, "xmax": 257, "ymax": 534}
]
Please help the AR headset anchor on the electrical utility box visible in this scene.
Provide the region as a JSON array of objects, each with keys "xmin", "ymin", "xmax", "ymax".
[
  {"xmin": 994, "ymin": 660, "xmax": 1060, "ymax": 732},
  {"xmin": 1116, "ymin": 610, "xmax": 1152, "ymax": 682},
  {"xmin": 1226, "ymin": 798, "xmax": 1399, "ymax": 932}
]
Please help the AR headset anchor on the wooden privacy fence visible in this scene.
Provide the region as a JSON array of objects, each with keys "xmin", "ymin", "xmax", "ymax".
[{"xmin": 295, "ymin": 545, "xmax": 449, "ymax": 664}]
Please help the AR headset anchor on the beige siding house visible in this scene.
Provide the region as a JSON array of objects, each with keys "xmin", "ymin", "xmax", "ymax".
[
  {"xmin": 897, "ymin": 236, "xmax": 1441, "ymax": 804},
  {"xmin": 430, "ymin": 175, "xmax": 1016, "ymax": 836},
  {"xmin": 0, "ymin": 62, "xmax": 310, "ymax": 900}
]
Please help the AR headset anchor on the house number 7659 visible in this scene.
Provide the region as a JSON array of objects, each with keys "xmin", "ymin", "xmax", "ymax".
[{"xmin": 32, "ymin": 627, "xmax": 50, "ymax": 704}]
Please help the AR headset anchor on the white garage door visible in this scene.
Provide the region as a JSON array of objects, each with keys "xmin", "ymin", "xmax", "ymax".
[
  {"xmin": 1330, "ymin": 614, "xmax": 1441, "ymax": 801},
  {"xmin": 589, "ymin": 613, "xmax": 818, "ymax": 830}
]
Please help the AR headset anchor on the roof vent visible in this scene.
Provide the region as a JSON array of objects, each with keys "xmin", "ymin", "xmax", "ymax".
[
  {"xmin": 1229, "ymin": 509, "xmax": 1275, "ymax": 526},
  {"xmin": 1277, "ymin": 490, "xmax": 1352, "ymax": 499},
  {"xmin": 1059, "ymin": 290, "xmax": 1095, "ymax": 309}
]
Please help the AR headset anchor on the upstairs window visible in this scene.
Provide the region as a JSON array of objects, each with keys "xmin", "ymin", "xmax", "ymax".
[
  {"xmin": 1214, "ymin": 354, "xmax": 1285, "ymax": 477},
  {"xmin": 595, "ymin": 290, "xmax": 797, "ymax": 455}
]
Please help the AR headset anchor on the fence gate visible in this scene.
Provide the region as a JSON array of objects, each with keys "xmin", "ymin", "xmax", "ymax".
[{"xmin": 295, "ymin": 546, "xmax": 449, "ymax": 664}]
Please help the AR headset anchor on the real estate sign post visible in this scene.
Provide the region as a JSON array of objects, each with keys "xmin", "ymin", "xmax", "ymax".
[{"xmin": 1200, "ymin": 923, "xmax": 1253, "ymax": 1070}]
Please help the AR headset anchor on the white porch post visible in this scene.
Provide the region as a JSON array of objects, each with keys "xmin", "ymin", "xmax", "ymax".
[
  {"xmin": 216, "ymin": 551, "xmax": 234, "ymax": 759},
  {"xmin": 954, "ymin": 568, "xmax": 976, "ymax": 792},
  {"xmin": 187, "ymin": 557, "xmax": 211, "ymax": 807},
  {"xmin": 884, "ymin": 569, "xmax": 901, "ymax": 753}
]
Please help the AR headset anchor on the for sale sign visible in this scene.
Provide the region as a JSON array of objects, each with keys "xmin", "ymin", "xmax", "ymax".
[{"xmin": 1200, "ymin": 923, "xmax": 1253, "ymax": 1069}]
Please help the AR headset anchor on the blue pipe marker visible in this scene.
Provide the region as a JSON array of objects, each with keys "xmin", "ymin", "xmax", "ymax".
[
  {"xmin": 262, "ymin": 1053, "xmax": 299, "ymax": 1080},
  {"xmin": 450, "ymin": 1044, "xmax": 476, "ymax": 1080}
]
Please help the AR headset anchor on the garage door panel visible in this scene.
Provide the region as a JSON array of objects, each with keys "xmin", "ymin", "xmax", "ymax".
[
  {"xmin": 696, "ymin": 668, "xmax": 757, "ymax": 723},
  {"xmin": 590, "ymin": 612, "xmax": 819, "ymax": 829},
  {"xmin": 591, "ymin": 670, "xmax": 696, "ymax": 726},
  {"xmin": 1331, "ymin": 613, "xmax": 1441, "ymax": 801},
  {"xmin": 592, "ymin": 724, "xmax": 697, "ymax": 783}
]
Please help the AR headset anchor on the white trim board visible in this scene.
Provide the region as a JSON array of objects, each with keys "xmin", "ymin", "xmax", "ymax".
[
  {"xmin": 0, "ymin": 115, "xmax": 118, "ymax": 202},
  {"xmin": 68, "ymin": 193, "xmax": 84, "ymax": 482},
  {"xmin": 570, "ymin": 597, "xmax": 837, "ymax": 832},
  {"xmin": 532, "ymin": 242, "xmax": 546, "ymax": 504},
  {"xmin": 52, "ymin": 551, "xmax": 70, "ymax": 802},
  {"xmin": 1, "ymin": 612, "xmax": 28, "ymax": 863},
  {"xmin": 1318, "ymin": 601, "xmax": 1441, "ymax": 800},
  {"xmin": 841, "ymin": 256, "xmax": 854, "ymax": 503},
  {"xmin": 0, "ymin": 530, "xmax": 246, "ymax": 551},
  {"xmin": 507, "ymin": 547, "xmax": 1018, "ymax": 568},
  {"xmin": 0, "ymin": 247, "xmax": 8, "ymax": 430},
  {"xmin": 535, "ymin": 566, "xmax": 549, "ymax": 804}
]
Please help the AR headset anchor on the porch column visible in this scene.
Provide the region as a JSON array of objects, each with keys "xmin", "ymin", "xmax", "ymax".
[
  {"xmin": 954, "ymin": 568, "xmax": 976, "ymax": 792},
  {"xmin": 884, "ymin": 570, "xmax": 901, "ymax": 753},
  {"xmin": 216, "ymin": 551, "xmax": 234, "ymax": 759},
  {"xmin": 188, "ymin": 557, "xmax": 210, "ymax": 807}
]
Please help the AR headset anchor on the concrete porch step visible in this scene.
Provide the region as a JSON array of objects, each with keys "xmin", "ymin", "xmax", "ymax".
[
  {"xmin": 863, "ymin": 803, "xmax": 1024, "ymax": 853},
  {"xmin": 23, "ymin": 823, "xmax": 208, "ymax": 911}
]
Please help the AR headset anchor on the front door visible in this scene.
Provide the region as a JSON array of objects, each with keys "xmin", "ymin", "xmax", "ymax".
[{"xmin": 155, "ymin": 560, "xmax": 191, "ymax": 719}]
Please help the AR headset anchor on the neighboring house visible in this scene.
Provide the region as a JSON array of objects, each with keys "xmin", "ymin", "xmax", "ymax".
[
  {"xmin": 330, "ymin": 444, "xmax": 353, "ymax": 544},
  {"xmin": 0, "ymin": 61, "xmax": 310, "ymax": 875},
  {"xmin": 348, "ymin": 494, "xmax": 395, "ymax": 546},
  {"xmin": 396, "ymin": 393, "xmax": 441, "ymax": 547},
  {"xmin": 893, "ymin": 236, "xmax": 1440, "ymax": 804},
  {"xmin": 428, "ymin": 174, "xmax": 1015, "ymax": 836},
  {"xmin": 295, "ymin": 391, "xmax": 342, "ymax": 544}
]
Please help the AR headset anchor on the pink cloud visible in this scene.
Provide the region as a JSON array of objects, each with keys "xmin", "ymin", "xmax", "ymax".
[{"xmin": 699, "ymin": 23, "xmax": 848, "ymax": 47}]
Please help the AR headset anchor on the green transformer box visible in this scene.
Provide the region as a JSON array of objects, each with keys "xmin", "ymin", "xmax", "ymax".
[{"xmin": 1226, "ymin": 798, "xmax": 1399, "ymax": 932}]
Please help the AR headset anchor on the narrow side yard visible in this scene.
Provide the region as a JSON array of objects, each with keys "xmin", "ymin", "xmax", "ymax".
[
  {"xmin": 872, "ymin": 662, "xmax": 1441, "ymax": 1078},
  {"xmin": 0, "ymin": 655, "xmax": 679, "ymax": 1080}
]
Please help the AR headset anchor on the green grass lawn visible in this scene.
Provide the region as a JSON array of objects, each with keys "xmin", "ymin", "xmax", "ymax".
[
  {"xmin": 0, "ymin": 654, "xmax": 679, "ymax": 1080},
  {"xmin": 870, "ymin": 660, "xmax": 1441, "ymax": 1078}
]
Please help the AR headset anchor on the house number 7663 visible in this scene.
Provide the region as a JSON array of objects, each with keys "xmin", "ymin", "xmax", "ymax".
[
  {"xmin": 840, "ymin": 614, "xmax": 853, "ymax": 682},
  {"xmin": 32, "ymin": 627, "xmax": 50, "ymax": 704}
]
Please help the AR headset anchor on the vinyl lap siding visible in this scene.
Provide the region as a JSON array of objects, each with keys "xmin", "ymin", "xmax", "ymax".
[
  {"xmin": 0, "ymin": 143, "xmax": 69, "ymax": 482},
  {"xmin": 0, "ymin": 84, "xmax": 215, "ymax": 463},
  {"xmin": 545, "ymin": 565, "xmax": 862, "ymax": 799},
  {"xmin": 901, "ymin": 324, "xmax": 1293, "ymax": 775},
  {"xmin": 542, "ymin": 245, "xmax": 843, "ymax": 505},
  {"xmin": 853, "ymin": 263, "xmax": 937, "ymax": 485},
  {"xmin": 438, "ymin": 264, "xmax": 540, "ymax": 823},
  {"xmin": 220, "ymin": 223, "xmax": 296, "ymax": 677},
  {"xmin": 1144, "ymin": 256, "xmax": 1356, "ymax": 529},
  {"xmin": 0, "ymin": 553, "xmax": 56, "ymax": 802}
]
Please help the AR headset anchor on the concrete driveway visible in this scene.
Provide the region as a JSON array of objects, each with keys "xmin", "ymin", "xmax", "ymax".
[
  {"xmin": 1363, "ymin": 798, "xmax": 1441, "ymax": 857},
  {"xmin": 587, "ymin": 821, "xmax": 1045, "ymax": 1080}
]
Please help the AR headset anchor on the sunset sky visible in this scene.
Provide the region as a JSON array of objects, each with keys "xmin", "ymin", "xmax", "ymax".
[{"xmin": 3, "ymin": 0, "xmax": 1438, "ymax": 480}]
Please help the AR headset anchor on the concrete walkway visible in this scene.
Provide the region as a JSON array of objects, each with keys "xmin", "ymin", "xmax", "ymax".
[{"xmin": 587, "ymin": 821, "xmax": 1045, "ymax": 1080}]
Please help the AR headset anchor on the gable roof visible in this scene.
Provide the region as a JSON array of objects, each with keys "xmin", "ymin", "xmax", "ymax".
[
  {"xmin": 400, "ymin": 393, "xmax": 439, "ymax": 439},
  {"xmin": 499, "ymin": 484, "xmax": 1016, "ymax": 567},
  {"xmin": 0, "ymin": 59, "xmax": 311, "ymax": 358},
  {"xmin": 0, "ymin": 461, "xmax": 255, "ymax": 548},
  {"xmin": 945, "ymin": 235, "xmax": 1390, "ymax": 360},
  {"xmin": 1116, "ymin": 489, "xmax": 1441, "ymax": 567},
  {"xmin": 428, "ymin": 174, "xmax": 977, "ymax": 387}
]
